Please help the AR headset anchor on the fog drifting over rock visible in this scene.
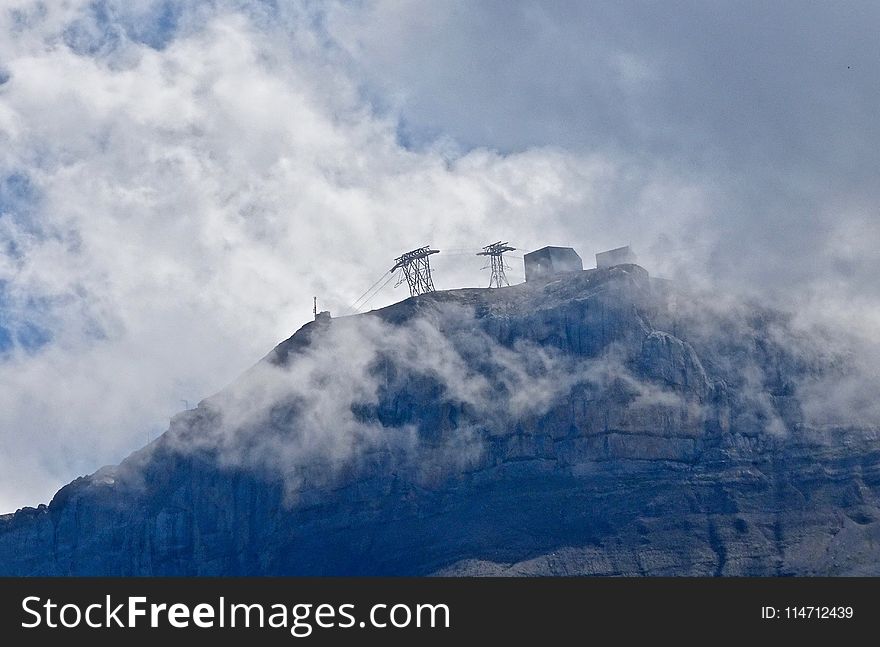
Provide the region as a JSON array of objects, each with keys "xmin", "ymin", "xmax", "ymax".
[{"xmin": 0, "ymin": 0, "xmax": 878, "ymax": 511}]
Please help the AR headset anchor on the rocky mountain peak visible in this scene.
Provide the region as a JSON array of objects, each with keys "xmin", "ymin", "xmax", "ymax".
[{"xmin": 2, "ymin": 265, "xmax": 878, "ymax": 576}]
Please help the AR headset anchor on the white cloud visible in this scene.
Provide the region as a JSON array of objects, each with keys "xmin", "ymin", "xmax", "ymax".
[
  {"xmin": 2, "ymin": 0, "xmax": 875, "ymax": 513},
  {"xmin": 0, "ymin": 1, "xmax": 713, "ymax": 511}
]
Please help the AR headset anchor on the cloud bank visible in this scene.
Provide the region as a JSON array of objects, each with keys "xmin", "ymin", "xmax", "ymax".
[{"xmin": 0, "ymin": 0, "xmax": 877, "ymax": 511}]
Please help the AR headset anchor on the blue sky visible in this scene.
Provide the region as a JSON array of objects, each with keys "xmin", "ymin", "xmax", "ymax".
[{"xmin": 0, "ymin": 0, "xmax": 878, "ymax": 511}]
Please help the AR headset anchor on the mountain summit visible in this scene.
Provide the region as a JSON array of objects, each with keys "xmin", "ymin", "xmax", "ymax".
[{"xmin": 2, "ymin": 264, "xmax": 879, "ymax": 575}]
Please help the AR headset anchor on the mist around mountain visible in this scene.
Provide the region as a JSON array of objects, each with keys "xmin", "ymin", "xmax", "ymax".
[{"xmin": 1, "ymin": 264, "xmax": 878, "ymax": 575}]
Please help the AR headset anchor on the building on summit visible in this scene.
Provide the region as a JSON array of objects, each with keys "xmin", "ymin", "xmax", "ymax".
[
  {"xmin": 523, "ymin": 246, "xmax": 583, "ymax": 282},
  {"xmin": 595, "ymin": 245, "xmax": 637, "ymax": 269}
]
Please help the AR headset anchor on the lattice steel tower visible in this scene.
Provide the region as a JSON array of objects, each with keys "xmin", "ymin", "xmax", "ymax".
[
  {"xmin": 391, "ymin": 246, "xmax": 440, "ymax": 296},
  {"xmin": 477, "ymin": 241, "xmax": 515, "ymax": 288}
]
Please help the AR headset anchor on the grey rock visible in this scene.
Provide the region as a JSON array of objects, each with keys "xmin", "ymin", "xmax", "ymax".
[{"xmin": 1, "ymin": 264, "xmax": 879, "ymax": 576}]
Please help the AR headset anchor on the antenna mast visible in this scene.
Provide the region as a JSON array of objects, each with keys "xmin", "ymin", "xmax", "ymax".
[
  {"xmin": 477, "ymin": 241, "xmax": 515, "ymax": 288},
  {"xmin": 391, "ymin": 246, "xmax": 440, "ymax": 296}
]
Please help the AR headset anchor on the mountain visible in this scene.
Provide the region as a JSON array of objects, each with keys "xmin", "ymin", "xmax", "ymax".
[{"xmin": 1, "ymin": 264, "xmax": 879, "ymax": 575}]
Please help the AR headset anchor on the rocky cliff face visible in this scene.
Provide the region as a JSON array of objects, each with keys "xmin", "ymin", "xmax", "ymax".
[{"xmin": 2, "ymin": 265, "xmax": 879, "ymax": 575}]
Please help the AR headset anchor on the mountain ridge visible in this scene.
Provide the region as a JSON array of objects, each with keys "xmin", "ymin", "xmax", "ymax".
[{"xmin": 2, "ymin": 264, "xmax": 879, "ymax": 575}]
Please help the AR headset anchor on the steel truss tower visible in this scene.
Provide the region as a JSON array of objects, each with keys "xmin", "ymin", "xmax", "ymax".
[
  {"xmin": 477, "ymin": 241, "xmax": 515, "ymax": 288},
  {"xmin": 391, "ymin": 246, "xmax": 440, "ymax": 296}
]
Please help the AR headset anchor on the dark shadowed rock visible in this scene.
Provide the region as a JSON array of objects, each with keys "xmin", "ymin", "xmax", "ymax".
[{"xmin": 1, "ymin": 264, "xmax": 879, "ymax": 575}]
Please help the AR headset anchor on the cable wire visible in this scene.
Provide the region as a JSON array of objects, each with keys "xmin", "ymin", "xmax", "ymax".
[
  {"xmin": 345, "ymin": 270, "xmax": 392, "ymax": 314},
  {"xmin": 354, "ymin": 270, "xmax": 398, "ymax": 312}
]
